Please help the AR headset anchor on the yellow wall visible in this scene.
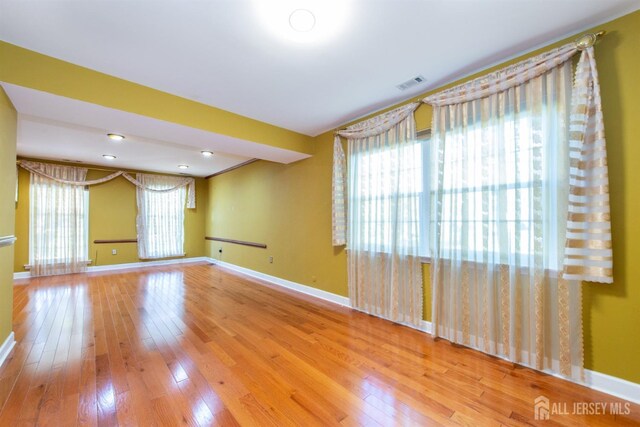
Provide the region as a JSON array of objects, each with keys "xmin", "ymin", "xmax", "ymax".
[
  {"xmin": 14, "ymin": 163, "xmax": 208, "ymax": 271},
  {"xmin": 0, "ymin": 41, "xmax": 313, "ymax": 155},
  {"xmin": 207, "ymin": 10, "xmax": 640, "ymax": 383},
  {"xmin": 206, "ymin": 135, "xmax": 347, "ymax": 296},
  {"xmin": 0, "ymin": 87, "xmax": 17, "ymax": 344}
]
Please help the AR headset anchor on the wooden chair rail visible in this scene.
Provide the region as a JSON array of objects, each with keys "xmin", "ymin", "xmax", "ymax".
[
  {"xmin": 205, "ymin": 236, "xmax": 267, "ymax": 249},
  {"xmin": 93, "ymin": 239, "xmax": 138, "ymax": 244},
  {"xmin": 0, "ymin": 235, "xmax": 17, "ymax": 248}
]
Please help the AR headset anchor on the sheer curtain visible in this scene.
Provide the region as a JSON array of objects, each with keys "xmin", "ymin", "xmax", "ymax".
[
  {"xmin": 29, "ymin": 163, "xmax": 88, "ymax": 276},
  {"xmin": 422, "ymin": 41, "xmax": 610, "ymax": 379},
  {"xmin": 136, "ymin": 173, "xmax": 187, "ymax": 259},
  {"xmin": 343, "ymin": 105, "xmax": 423, "ymax": 327}
]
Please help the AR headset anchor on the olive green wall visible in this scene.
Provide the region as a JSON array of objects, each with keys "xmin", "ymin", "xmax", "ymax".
[
  {"xmin": 0, "ymin": 87, "xmax": 17, "ymax": 344},
  {"xmin": 206, "ymin": 134, "xmax": 347, "ymax": 297},
  {"xmin": 206, "ymin": 10, "xmax": 640, "ymax": 383},
  {"xmin": 14, "ymin": 164, "xmax": 207, "ymax": 271}
]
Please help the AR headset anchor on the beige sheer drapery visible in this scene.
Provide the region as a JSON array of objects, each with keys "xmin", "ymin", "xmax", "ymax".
[
  {"xmin": 332, "ymin": 136, "xmax": 347, "ymax": 246},
  {"xmin": 18, "ymin": 160, "xmax": 196, "ymax": 208},
  {"xmin": 337, "ymin": 103, "xmax": 420, "ymax": 138},
  {"xmin": 136, "ymin": 173, "xmax": 187, "ymax": 260},
  {"xmin": 423, "ymin": 42, "xmax": 612, "ymax": 283},
  {"xmin": 423, "ymin": 40, "xmax": 611, "ymax": 379},
  {"xmin": 562, "ymin": 47, "xmax": 612, "ymax": 283},
  {"xmin": 29, "ymin": 163, "xmax": 88, "ymax": 277},
  {"xmin": 332, "ymin": 103, "xmax": 420, "ymax": 247},
  {"xmin": 339, "ymin": 104, "xmax": 423, "ymax": 327}
]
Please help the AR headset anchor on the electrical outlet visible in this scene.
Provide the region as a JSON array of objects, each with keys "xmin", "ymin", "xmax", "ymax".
[
  {"xmin": 269, "ymin": 256, "xmax": 273, "ymax": 264},
  {"xmin": 112, "ymin": 249, "xmax": 117, "ymax": 255}
]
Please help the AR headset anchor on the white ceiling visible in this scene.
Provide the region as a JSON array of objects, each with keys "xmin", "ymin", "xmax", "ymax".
[
  {"xmin": 1, "ymin": 0, "xmax": 638, "ymax": 137},
  {"xmin": 1, "ymin": 0, "xmax": 639, "ymax": 175},
  {"xmin": 2, "ymin": 83, "xmax": 310, "ymax": 177}
]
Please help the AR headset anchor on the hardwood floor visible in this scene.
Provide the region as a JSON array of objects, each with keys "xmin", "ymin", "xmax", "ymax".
[{"xmin": 0, "ymin": 262, "xmax": 638, "ymax": 426}]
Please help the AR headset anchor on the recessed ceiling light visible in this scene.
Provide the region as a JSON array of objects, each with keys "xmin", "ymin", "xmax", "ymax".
[
  {"xmin": 178, "ymin": 164, "xmax": 189, "ymax": 169},
  {"xmin": 102, "ymin": 154, "xmax": 116, "ymax": 160},
  {"xmin": 201, "ymin": 151, "xmax": 214, "ymax": 157},
  {"xmin": 107, "ymin": 133, "xmax": 125, "ymax": 142},
  {"xmin": 289, "ymin": 9, "xmax": 315, "ymax": 32}
]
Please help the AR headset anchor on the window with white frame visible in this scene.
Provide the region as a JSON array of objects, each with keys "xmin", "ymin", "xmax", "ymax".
[
  {"xmin": 350, "ymin": 129, "xmax": 431, "ymax": 256},
  {"xmin": 29, "ymin": 179, "xmax": 89, "ymax": 268},
  {"xmin": 136, "ymin": 174, "xmax": 186, "ymax": 260},
  {"xmin": 431, "ymin": 109, "xmax": 567, "ymax": 270}
]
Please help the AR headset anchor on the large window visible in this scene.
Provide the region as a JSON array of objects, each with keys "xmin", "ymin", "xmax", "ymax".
[
  {"xmin": 430, "ymin": 100, "xmax": 568, "ymax": 270},
  {"xmin": 349, "ymin": 129, "xmax": 430, "ymax": 256},
  {"xmin": 29, "ymin": 167, "xmax": 89, "ymax": 276},
  {"xmin": 366, "ymin": 118, "xmax": 563, "ymax": 266},
  {"xmin": 136, "ymin": 174, "xmax": 186, "ymax": 259}
]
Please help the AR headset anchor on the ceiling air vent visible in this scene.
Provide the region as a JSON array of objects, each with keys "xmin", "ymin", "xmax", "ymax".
[{"xmin": 396, "ymin": 75, "xmax": 426, "ymax": 91}]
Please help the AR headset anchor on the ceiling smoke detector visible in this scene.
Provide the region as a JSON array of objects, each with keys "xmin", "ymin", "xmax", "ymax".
[{"xmin": 396, "ymin": 75, "xmax": 426, "ymax": 91}]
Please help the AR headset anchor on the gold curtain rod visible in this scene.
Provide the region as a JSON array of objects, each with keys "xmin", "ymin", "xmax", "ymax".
[{"xmin": 575, "ymin": 30, "xmax": 606, "ymax": 50}]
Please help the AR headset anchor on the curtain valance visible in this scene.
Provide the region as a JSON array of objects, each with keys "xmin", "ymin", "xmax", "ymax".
[
  {"xmin": 422, "ymin": 43, "xmax": 578, "ymax": 106},
  {"xmin": 19, "ymin": 160, "xmax": 196, "ymax": 208},
  {"xmin": 335, "ymin": 102, "xmax": 420, "ymax": 139}
]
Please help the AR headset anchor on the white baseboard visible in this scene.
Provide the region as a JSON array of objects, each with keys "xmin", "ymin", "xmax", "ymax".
[
  {"xmin": 208, "ymin": 258, "xmax": 351, "ymax": 307},
  {"xmin": 88, "ymin": 256, "xmax": 209, "ymax": 273},
  {"xmin": 419, "ymin": 320, "xmax": 433, "ymax": 334},
  {"xmin": 583, "ymin": 369, "xmax": 640, "ymax": 404},
  {"xmin": 13, "ymin": 256, "xmax": 210, "ymax": 280},
  {"xmin": 205, "ymin": 257, "xmax": 639, "ymax": 404},
  {"xmin": 0, "ymin": 331, "xmax": 16, "ymax": 369}
]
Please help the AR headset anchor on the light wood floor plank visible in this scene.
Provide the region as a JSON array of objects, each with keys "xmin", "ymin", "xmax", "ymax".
[{"xmin": 0, "ymin": 263, "xmax": 637, "ymax": 426}]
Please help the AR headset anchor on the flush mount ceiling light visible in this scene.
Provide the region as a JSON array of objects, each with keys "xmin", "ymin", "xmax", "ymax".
[
  {"xmin": 102, "ymin": 154, "xmax": 116, "ymax": 160},
  {"xmin": 107, "ymin": 133, "xmax": 125, "ymax": 142},
  {"xmin": 201, "ymin": 151, "xmax": 214, "ymax": 157},
  {"xmin": 254, "ymin": 0, "xmax": 350, "ymax": 44},
  {"xmin": 289, "ymin": 9, "xmax": 315, "ymax": 32},
  {"xmin": 178, "ymin": 164, "xmax": 189, "ymax": 169}
]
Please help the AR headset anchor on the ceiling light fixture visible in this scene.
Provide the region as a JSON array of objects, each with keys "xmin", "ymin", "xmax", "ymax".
[
  {"xmin": 178, "ymin": 164, "xmax": 189, "ymax": 169},
  {"xmin": 107, "ymin": 133, "xmax": 125, "ymax": 142},
  {"xmin": 201, "ymin": 151, "xmax": 214, "ymax": 157},
  {"xmin": 102, "ymin": 154, "xmax": 117, "ymax": 160},
  {"xmin": 254, "ymin": 0, "xmax": 350, "ymax": 44},
  {"xmin": 289, "ymin": 9, "xmax": 315, "ymax": 32}
]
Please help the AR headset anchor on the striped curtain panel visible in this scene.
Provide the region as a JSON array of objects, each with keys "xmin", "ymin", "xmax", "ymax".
[
  {"xmin": 563, "ymin": 46, "xmax": 613, "ymax": 283},
  {"xmin": 423, "ymin": 40, "xmax": 612, "ymax": 379},
  {"xmin": 332, "ymin": 136, "xmax": 347, "ymax": 246}
]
